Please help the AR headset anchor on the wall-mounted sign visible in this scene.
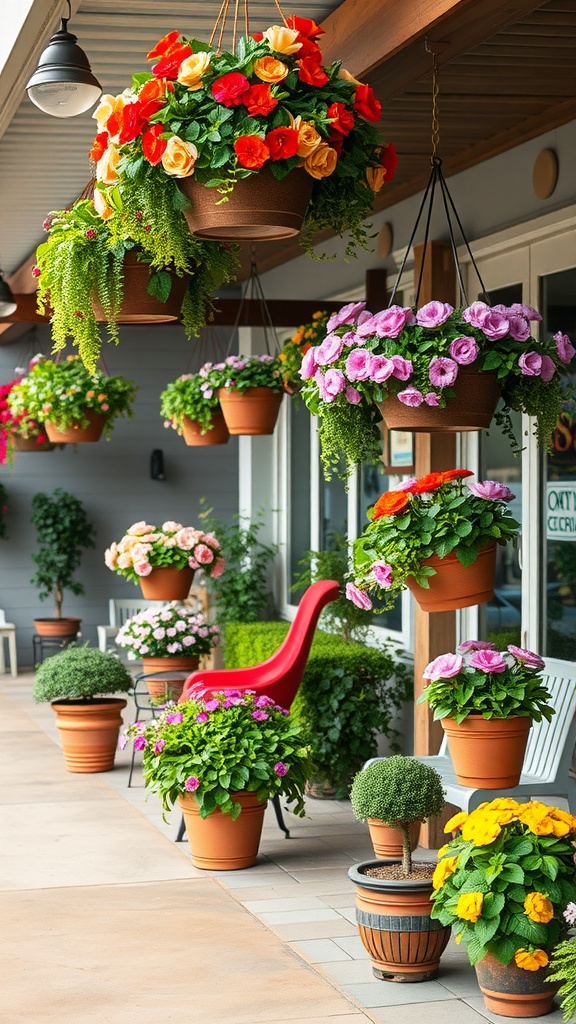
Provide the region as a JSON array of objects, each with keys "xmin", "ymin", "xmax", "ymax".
[
  {"xmin": 382, "ymin": 427, "xmax": 415, "ymax": 474},
  {"xmin": 546, "ymin": 482, "xmax": 576, "ymax": 541}
]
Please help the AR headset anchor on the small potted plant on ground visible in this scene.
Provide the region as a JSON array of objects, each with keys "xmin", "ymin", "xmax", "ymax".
[
  {"xmin": 419, "ymin": 641, "xmax": 554, "ymax": 788},
  {"xmin": 31, "ymin": 487, "xmax": 96, "ymax": 638},
  {"xmin": 0, "ymin": 376, "xmax": 55, "ymax": 463},
  {"xmin": 160, "ymin": 365, "xmax": 230, "ymax": 447},
  {"xmin": 348, "ymin": 755, "xmax": 450, "ymax": 982},
  {"xmin": 33, "ymin": 645, "xmax": 133, "ymax": 772},
  {"xmin": 7, "ymin": 355, "xmax": 137, "ymax": 443},
  {"xmin": 347, "ymin": 469, "xmax": 520, "ymax": 614},
  {"xmin": 122, "ymin": 689, "xmax": 314, "ymax": 869},
  {"xmin": 115, "ymin": 603, "xmax": 221, "ymax": 700},
  {"xmin": 431, "ymin": 798, "xmax": 576, "ymax": 1017},
  {"xmin": 105, "ymin": 520, "xmax": 224, "ymax": 600},
  {"xmin": 208, "ymin": 354, "xmax": 285, "ymax": 435},
  {"xmin": 300, "ymin": 298, "xmax": 574, "ymax": 455}
]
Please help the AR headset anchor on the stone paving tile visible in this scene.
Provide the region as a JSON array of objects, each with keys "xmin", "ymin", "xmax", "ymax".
[
  {"xmin": 332, "ymin": 936, "xmax": 367, "ymax": 959},
  {"xmin": 258, "ymin": 1017, "xmax": 365, "ymax": 1024},
  {"xmin": 342, "ymin": 980, "xmax": 457, "ymax": 1007},
  {"xmin": 257, "ymin": 907, "xmax": 344, "ymax": 925},
  {"xmin": 319, "ymin": 959, "xmax": 376, "ymax": 985},
  {"xmin": 367, "ymin": 1000, "xmax": 492, "ymax": 1024},
  {"xmin": 267, "ymin": 919, "xmax": 358, "ymax": 941},
  {"xmin": 243, "ymin": 896, "xmax": 332, "ymax": 913},
  {"xmin": 288, "ymin": 939, "xmax": 354, "ymax": 963}
]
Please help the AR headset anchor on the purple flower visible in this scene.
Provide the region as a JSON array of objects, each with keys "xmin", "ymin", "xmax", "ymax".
[
  {"xmin": 391, "ymin": 355, "xmax": 413, "ymax": 380},
  {"xmin": 195, "ymin": 711, "xmax": 208, "ymax": 723},
  {"xmin": 323, "ymin": 368, "xmax": 346, "ymax": 399},
  {"xmin": 457, "ymin": 640, "xmax": 496, "ymax": 653},
  {"xmin": 462, "ymin": 301, "xmax": 490, "ymax": 329},
  {"xmin": 480, "ymin": 311, "xmax": 510, "ymax": 340},
  {"xmin": 118, "ymin": 734, "xmax": 127, "ymax": 750},
  {"xmin": 154, "ymin": 739, "xmax": 166, "ymax": 754},
  {"xmin": 345, "ymin": 387, "xmax": 362, "ymax": 405},
  {"xmin": 133, "ymin": 735, "xmax": 147, "ymax": 751},
  {"xmin": 429, "ymin": 357, "xmax": 458, "ymax": 387},
  {"xmin": 554, "ymin": 332, "xmax": 576, "ymax": 365},
  {"xmin": 204, "ymin": 699, "xmax": 220, "ymax": 711},
  {"xmin": 519, "ymin": 351, "xmax": 542, "ymax": 376},
  {"xmin": 424, "ymin": 392, "xmax": 440, "ymax": 406},
  {"xmin": 184, "ymin": 776, "xmax": 200, "ymax": 792},
  {"xmin": 392, "ymin": 477, "xmax": 417, "ymax": 491},
  {"xmin": 371, "ymin": 561, "xmax": 393, "ymax": 588},
  {"xmin": 467, "ymin": 480, "xmax": 515, "ymax": 502},
  {"xmin": 341, "ymin": 331, "xmax": 359, "ymax": 347},
  {"xmin": 357, "ymin": 305, "xmax": 413, "ymax": 339},
  {"xmin": 345, "ymin": 583, "xmax": 373, "ymax": 610},
  {"xmin": 255, "ymin": 695, "xmax": 275, "ymax": 707},
  {"xmin": 299, "ymin": 347, "xmax": 319, "ymax": 379},
  {"xmin": 346, "ymin": 348, "xmax": 373, "ymax": 381},
  {"xmin": 326, "ymin": 301, "xmax": 366, "ymax": 332},
  {"xmin": 468, "ymin": 650, "xmax": 508, "ymax": 673},
  {"xmin": 416, "ymin": 300, "xmax": 454, "ymax": 328},
  {"xmin": 370, "ymin": 355, "xmax": 395, "ymax": 383},
  {"xmin": 507, "ymin": 316, "xmax": 531, "ymax": 342},
  {"xmin": 252, "ymin": 710, "xmax": 269, "ymax": 720},
  {"xmin": 510, "ymin": 303, "xmax": 542, "ymax": 322},
  {"xmin": 540, "ymin": 355, "xmax": 556, "ymax": 382},
  {"xmin": 397, "ymin": 386, "xmax": 424, "ymax": 407},
  {"xmin": 274, "ymin": 762, "xmax": 288, "ymax": 777},
  {"xmin": 563, "ymin": 902, "xmax": 576, "ymax": 925},
  {"xmin": 316, "ymin": 333, "xmax": 344, "ymax": 365},
  {"xmin": 507, "ymin": 645, "xmax": 545, "ymax": 670},
  {"xmin": 164, "ymin": 712, "xmax": 183, "ymax": 724},
  {"xmin": 423, "ymin": 653, "xmax": 463, "ymax": 681},
  {"xmin": 449, "ymin": 336, "xmax": 479, "ymax": 365}
]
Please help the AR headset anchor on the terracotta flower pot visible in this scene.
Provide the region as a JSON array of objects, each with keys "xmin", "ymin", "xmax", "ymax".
[
  {"xmin": 348, "ymin": 860, "xmax": 451, "ymax": 982},
  {"xmin": 218, "ymin": 387, "xmax": 283, "ymax": 435},
  {"xmin": 141, "ymin": 656, "xmax": 200, "ymax": 701},
  {"xmin": 12, "ymin": 435, "xmax": 55, "ymax": 452},
  {"xmin": 177, "ymin": 167, "xmax": 314, "ymax": 241},
  {"xmin": 179, "ymin": 790, "xmax": 267, "ymax": 869},
  {"xmin": 377, "ymin": 367, "xmax": 501, "ymax": 432},
  {"xmin": 181, "ymin": 412, "xmax": 230, "ymax": 447},
  {"xmin": 45, "ymin": 409, "xmax": 107, "ymax": 443},
  {"xmin": 367, "ymin": 819, "xmax": 421, "ymax": 859},
  {"xmin": 34, "ymin": 617, "xmax": 81, "ymax": 638},
  {"xmin": 51, "ymin": 698, "xmax": 127, "ymax": 773},
  {"xmin": 92, "ymin": 251, "xmax": 189, "ymax": 323},
  {"xmin": 406, "ymin": 541, "xmax": 497, "ymax": 612},
  {"xmin": 139, "ymin": 566, "xmax": 194, "ymax": 601},
  {"xmin": 475, "ymin": 952, "xmax": 558, "ymax": 1017},
  {"xmin": 441, "ymin": 715, "xmax": 532, "ymax": 787}
]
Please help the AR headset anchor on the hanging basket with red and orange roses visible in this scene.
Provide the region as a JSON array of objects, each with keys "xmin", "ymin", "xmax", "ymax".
[{"xmin": 90, "ymin": 13, "xmax": 397, "ymax": 256}]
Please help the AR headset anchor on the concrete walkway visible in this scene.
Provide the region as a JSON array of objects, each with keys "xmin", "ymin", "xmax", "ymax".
[{"xmin": 0, "ymin": 673, "xmax": 565, "ymax": 1024}]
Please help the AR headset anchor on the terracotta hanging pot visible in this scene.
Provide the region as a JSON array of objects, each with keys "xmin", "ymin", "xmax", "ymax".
[
  {"xmin": 367, "ymin": 819, "xmax": 421, "ymax": 859},
  {"xmin": 33, "ymin": 617, "xmax": 81, "ymax": 638},
  {"xmin": 45, "ymin": 409, "xmax": 107, "ymax": 444},
  {"xmin": 141, "ymin": 655, "xmax": 200, "ymax": 701},
  {"xmin": 441, "ymin": 715, "xmax": 531, "ymax": 788},
  {"xmin": 377, "ymin": 367, "xmax": 501, "ymax": 432},
  {"xmin": 51, "ymin": 698, "xmax": 127, "ymax": 773},
  {"xmin": 12, "ymin": 434, "xmax": 55, "ymax": 452},
  {"xmin": 179, "ymin": 790, "xmax": 267, "ymax": 869},
  {"xmin": 475, "ymin": 952, "xmax": 558, "ymax": 1017},
  {"xmin": 92, "ymin": 251, "xmax": 189, "ymax": 323},
  {"xmin": 178, "ymin": 167, "xmax": 314, "ymax": 241},
  {"xmin": 406, "ymin": 540, "xmax": 497, "ymax": 612},
  {"xmin": 181, "ymin": 412, "xmax": 230, "ymax": 447},
  {"xmin": 218, "ymin": 387, "xmax": 283, "ymax": 435},
  {"xmin": 348, "ymin": 860, "xmax": 451, "ymax": 982},
  {"xmin": 139, "ymin": 566, "xmax": 195, "ymax": 601}
]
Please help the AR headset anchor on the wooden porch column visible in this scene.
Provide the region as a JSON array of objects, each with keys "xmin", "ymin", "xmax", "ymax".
[{"xmin": 412, "ymin": 241, "xmax": 458, "ymax": 847}]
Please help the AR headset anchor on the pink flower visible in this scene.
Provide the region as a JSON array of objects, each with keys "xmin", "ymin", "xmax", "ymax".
[
  {"xmin": 371, "ymin": 561, "xmax": 393, "ymax": 588},
  {"xmin": 449, "ymin": 336, "xmax": 479, "ymax": 365},
  {"xmin": 423, "ymin": 653, "xmax": 463, "ymax": 681},
  {"xmin": 391, "ymin": 355, "xmax": 413, "ymax": 380},
  {"xmin": 519, "ymin": 351, "xmax": 542, "ymax": 376},
  {"xmin": 457, "ymin": 640, "xmax": 496, "ymax": 653},
  {"xmin": 510, "ymin": 303, "xmax": 542, "ymax": 322},
  {"xmin": 415, "ymin": 300, "xmax": 454, "ymax": 328},
  {"xmin": 468, "ymin": 649, "xmax": 507, "ymax": 673},
  {"xmin": 315, "ymin": 333, "xmax": 344, "ymax": 365},
  {"xmin": 195, "ymin": 711, "xmax": 208, "ymax": 723},
  {"xmin": 345, "ymin": 583, "xmax": 373, "ymax": 610},
  {"xmin": 184, "ymin": 776, "xmax": 200, "ymax": 791},
  {"xmin": 467, "ymin": 480, "xmax": 515, "ymax": 502},
  {"xmin": 370, "ymin": 355, "xmax": 395, "ymax": 383},
  {"xmin": 322, "ymin": 368, "xmax": 346, "ymax": 399},
  {"xmin": 554, "ymin": 332, "xmax": 575, "ymax": 365},
  {"xmin": 392, "ymin": 477, "xmax": 417, "ymax": 491},
  {"xmin": 252, "ymin": 710, "xmax": 268, "ymax": 720},
  {"xmin": 164, "ymin": 712, "xmax": 184, "ymax": 724},
  {"xmin": 346, "ymin": 348, "xmax": 373, "ymax": 381},
  {"xmin": 326, "ymin": 301, "xmax": 366, "ymax": 332},
  {"xmin": 397, "ymin": 386, "xmax": 424, "ymax": 407},
  {"xmin": 540, "ymin": 355, "xmax": 556, "ymax": 381},
  {"xmin": 274, "ymin": 761, "xmax": 288, "ymax": 777},
  {"xmin": 154, "ymin": 739, "xmax": 166, "ymax": 754},
  {"xmin": 210, "ymin": 558, "xmax": 225, "ymax": 578},
  {"xmin": 462, "ymin": 301, "xmax": 490, "ymax": 329},
  {"xmin": 357, "ymin": 305, "xmax": 413, "ymax": 339},
  {"xmin": 204, "ymin": 698, "xmax": 220, "ymax": 711},
  {"xmin": 194, "ymin": 543, "xmax": 214, "ymax": 564},
  {"xmin": 507, "ymin": 645, "xmax": 545, "ymax": 670},
  {"xmin": 429, "ymin": 357, "xmax": 458, "ymax": 387},
  {"xmin": 507, "ymin": 315, "xmax": 531, "ymax": 342},
  {"xmin": 345, "ymin": 387, "xmax": 362, "ymax": 405},
  {"xmin": 134, "ymin": 562, "xmax": 152, "ymax": 576},
  {"xmin": 424, "ymin": 392, "xmax": 440, "ymax": 406},
  {"xmin": 480, "ymin": 310, "xmax": 510, "ymax": 340},
  {"xmin": 299, "ymin": 346, "xmax": 319, "ymax": 379}
]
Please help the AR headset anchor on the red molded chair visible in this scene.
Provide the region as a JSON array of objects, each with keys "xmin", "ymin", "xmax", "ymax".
[{"xmin": 176, "ymin": 579, "xmax": 340, "ymax": 841}]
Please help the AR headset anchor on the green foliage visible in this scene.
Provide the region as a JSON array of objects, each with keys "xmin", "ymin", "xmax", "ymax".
[
  {"xmin": 431, "ymin": 799, "xmax": 576, "ymax": 969},
  {"xmin": 124, "ymin": 690, "xmax": 315, "ymax": 819},
  {"xmin": 160, "ymin": 369, "xmax": 222, "ymax": 435},
  {"xmin": 198, "ymin": 504, "xmax": 278, "ymax": 625},
  {"xmin": 30, "ymin": 488, "xmax": 96, "ymax": 617},
  {"xmin": 208, "ymin": 354, "xmax": 285, "ymax": 394},
  {"xmin": 548, "ymin": 937, "xmax": 576, "ymax": 1021},
  {"xmin": 292, "ymin": 534, "xmax": 372, "ymax": 641},
  {"xmin": 33, "ymin": 645, "xmax": 133, "ymax": 702},
  {"xmin": 223, "ymin": 622, "xmax": 412, "ymax": 792},
  {"xmin": 0, "ymin": 481, "xmax": 7, "ymax": 539},
  {"xmin": 8, "ymin": 356, "xmax": 137, "ymax": 438},
  {"xmin": 315, "ymin": 397, "xmax": 383, "ymax": 484}
]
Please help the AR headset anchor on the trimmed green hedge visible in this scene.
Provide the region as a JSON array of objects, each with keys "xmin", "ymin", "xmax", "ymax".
[{"xmin": 224, "ymin": 622, "xmax": 413, "ymax": 795}]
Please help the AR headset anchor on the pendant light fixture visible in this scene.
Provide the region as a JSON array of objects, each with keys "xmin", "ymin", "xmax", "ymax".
[
  {"xmin": 26, "ymin": 1, "xmax": 101, "ymax": 118},
  {"xmin": 0, "ymin": 271, "xmax": 17, "ymax": 317}
]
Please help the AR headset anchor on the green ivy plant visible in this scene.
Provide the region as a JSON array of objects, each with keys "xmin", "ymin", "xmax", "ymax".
[
  {"xmin": 30, "ymin": 488, "xmax": 96, "ymax": 618},
  {"xmin": 160, "ymin": 365, "xmax": 224, "ymax": 436},
  {"xmin": 33, "ymin": 645, "xmax": 133, "ymax": 702},
  {"xmin": 548, "ymin": 931, "xmax": 576, "ymax": 1022}
]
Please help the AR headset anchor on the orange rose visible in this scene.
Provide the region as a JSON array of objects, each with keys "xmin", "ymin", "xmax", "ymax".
[
  {"xmin": 366, "ymin": 167, "xmax": 386, "ymax": 193},
  {"xmin": 409, "ymin": 472, "xmax": 445, "ymax": 494},
  {"xmin": 92, "ymin": 93, "xmax": 124, "ymax": 131},
  {"xmin": 177, "ymin": 52, "xmax": 211, "ymax": 89},
  {"xmin": 253, "ymin": 56, "xmax": 289, "ymax": 83},
  {"xmin": 304, "ymin": 143, "xmax": 338, "ymax": 179},
  {"xmin": 262, "ymin": 25, "xmax": 302, "ymax": 55},
  {"xmin": 161, "ymin": 137, "xmax": 198, "ymax": 177},
  {"xmin": 440, "ymin": 469, "xmax": 474, "ymax": 483},
  {"xmin": 371, "ymin": 491, "xmax": 410, "ymax": 520}
]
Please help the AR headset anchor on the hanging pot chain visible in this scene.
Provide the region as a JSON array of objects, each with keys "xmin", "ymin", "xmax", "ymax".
[
  {"xmin": 430, "ymin": 50, "xmax": 440, "ymax": 163},
  {"xmin": 210, "ymin": 0, "xmax": 288, "ymax": 54}
]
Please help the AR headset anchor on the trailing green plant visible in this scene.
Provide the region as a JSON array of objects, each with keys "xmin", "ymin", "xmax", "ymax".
[
  {"xmin": 292, "ymin": 533, "xmax": 372, "ymax": 641},
  {"xmin": 31, "ymin": 488, "xmax": 96, "ymax": 618},
  {"xmin": 350, "ymin": 756, "xmax": 446, "ymax": 876},
  {"xmin": 160, "ymin": 364, "xmax": 224, "ymax": 435},
  {"xmin": 33, "ymin": 644, "xmax": 133, "ymax": 702},
  {"xmin": 0, "ymin": 481, "xmax": 8, "ymax": 539},
  {"xmin": 7, "ymin": 355, "xmax": 137, "ymax": 438},
  {"xmin": 224, "ymin": 621, "xmax": 412, "ymax": 793},
  {"xmin": 198, "ymin": 503, "xmax": 278, "ymax": 624}
]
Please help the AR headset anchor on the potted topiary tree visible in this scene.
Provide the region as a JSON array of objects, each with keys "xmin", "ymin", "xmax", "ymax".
[
  {"xmin": 33, "ymin": 645, "xmax": 133, "ymax": 772},
  {"xmin": 31, "ymin": 487, "xmax": 96, "ymax": 638},
  {"xmin": 348, "ymin": 755, "xmax": 451, "ymax": 983}
]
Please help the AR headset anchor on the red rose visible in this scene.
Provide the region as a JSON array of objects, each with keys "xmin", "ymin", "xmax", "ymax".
[
  {"xmin": 294, "ymin": 36, "xmax": 322, "ymax": 60},
  {"xmin": 409, "ymin": 472, "xmax": 445, "ymax": 494},
  {"xmin": 242, "ymin": 84, "xmax": 278, "ymax": 117},
  {"xmin": 106, "ymin": 108, "xmax": 122, "ymax": 138},
  {"xmin": 380, "ymin": 142, "xmax": 398, "ymax": 181},
  {"xmin": 266, "ymin": 126, "xmax": 299, "ymax": 161},
  {"xmin": 326, "ymin": 101, "xmax": 355, "ymax": 136},
  {"xmin": 234, "ymin": 135, "xmax": 270, "ymax": 170},
  {"xmin": 118, "ymin": 102, "xmax": 146, "ymax": 144},
  {"xmin": 297, "ymin": 57, "xmax": 329, "ymax": 87},
  {"xmin": 440, "ymin": 469, "xmax": 474, "ymax": 483},
  {"xmin": 147, "ymin": 31, "xmax": 180, "ymax": 61},
  {"xmin": 142, "ymin": 123, "xmax": 168, "ymax": 165},
  {"xmin": 353, "ymin": 83, "xmax": 382, "ymax": 122},
  {"xmin": 139, "ymin": 78, "xmax": 173, "ymax": 120},
  {"xmin": 152, "ymin": 43, "xmax": 193, "ymax": 80},
  {"xmin": 286, "ymin": 15, "xmax": 324, "ymax": 39},
  {"xmin": 212, "ymin": 72, "xmax": 250, "ymax": 107},
  {"xmin": 88, "ymin": 132, "xmax": 108, "ymax": 162},
  {"xmin": 328, "ymin": 132, "xmax": 344, "ymax": 157},
  {"xmin": 252, "ymin": 32, "xmax": 263, "ymax": 41}
]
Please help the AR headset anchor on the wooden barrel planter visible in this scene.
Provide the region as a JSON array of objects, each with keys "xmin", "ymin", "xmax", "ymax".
[
  {"xmin": 406, "ymin": 541, "xmax": 497, "ymax": 612},
  {"xmin": 377, "ymin": 367, "xmax": 501, "ymax": 432},
  {"xmin": 92, "ymin": 251, "xmax": 188, "ymax": 323}
]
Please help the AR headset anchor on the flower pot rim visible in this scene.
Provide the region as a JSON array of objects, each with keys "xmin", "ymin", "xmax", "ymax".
[
  {"xmin": 51, "ymin": 697, "xmax": 128, "ymax": 707},
  {"xmin": 348, "ymin": 859, "xmax": 435, "ymax": 891}
]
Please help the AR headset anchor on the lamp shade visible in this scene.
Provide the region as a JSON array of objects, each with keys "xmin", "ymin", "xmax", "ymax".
[
  {"xmin": 0, "ymin": 275, "xmax": 17, "ymax": 317},
  {"xmin": 26, "ymin": 23, "xmax": 101, "ymax": 118}
]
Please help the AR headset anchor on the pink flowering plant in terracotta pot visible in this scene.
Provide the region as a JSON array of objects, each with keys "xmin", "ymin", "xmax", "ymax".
[
  {"xmin": 115, "ymin": 603, "xmax": 221, "ymax": 660},
  {"xmin": 121, "ymin": 689, "xmax": 314, "ymax": 819},
  {"xmin": 301, "ymin": 298, "xmax": 575, "ymax": 474},
  {"xmin": 104, "ymin": 520, "xmax": 224, "ymax": 585},
  {"xmin": 346, "ymin": 469, "xmax": 519, "ymax": 612},
  {"xmin": 207, "ymin": 353, "xmax": 285, "ymax": 393}
]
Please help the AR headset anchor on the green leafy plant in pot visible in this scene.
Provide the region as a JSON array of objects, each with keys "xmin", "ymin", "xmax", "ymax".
[
  {"xmin": 160, "ymin": 363, "xmax": 231, "ymax": 446},
  {"xmin": 34, "ymin": 645, "xmax": 133, "ymax": 773}
]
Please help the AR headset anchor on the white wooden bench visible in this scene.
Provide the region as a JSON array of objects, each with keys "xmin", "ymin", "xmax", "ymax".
[{"xmin": 366, "ymin": 657, "xmax": 576, "ymax": 814}]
